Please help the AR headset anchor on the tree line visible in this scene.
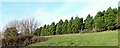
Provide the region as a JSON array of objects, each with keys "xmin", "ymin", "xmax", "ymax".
[{"xmin": 34, "ymin": 7, "xmax": 120, "ymax": 36}]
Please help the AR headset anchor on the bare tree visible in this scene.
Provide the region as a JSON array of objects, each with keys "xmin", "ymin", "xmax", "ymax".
[
  {"xmin": 4, "ymin": 18, "xmax": 39, "ymax": 35},
  {"xmin": 20, "ymin": 18, "xmax": 39, "ymax": 35},
  {"xmin": 5, "ymin": 20, "xmax": 20, "ymax": 31}
]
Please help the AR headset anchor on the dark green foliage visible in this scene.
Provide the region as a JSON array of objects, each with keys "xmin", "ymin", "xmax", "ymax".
[
  {"xmin": 34, "ymin": 7, "xmax": 119, "ymax": 36},
  {"xmin": 41, "ymin": 25, "xmax": 46, "ymax": 36},
  {"xmin": 94, "ymin": 7, "xmax": 118, "ymax": 31},
  {"xmin": 104, "ymin": 7, "xmax": 117, "ymax": 30},
  {"xmin": 45, "ymin": 25, "xmax": 50, "ymax": 35},
  {"xmin": 56, "ymin": 19, "xmax": 63, "ymax": 34},
  {"xmin": 84, "ymin": 14, "xmax": 94, "ymax": 30},
  {"xmin": 67, "ymin": 17, "xmax": 74, "ymax": 33},
  {"xmin": 49, "ymin": 22, "xmax": 56, "ymax": 35},
  {"xmin": 94, "ymin": 11, "xmax": 105, "ymax": 31},
  {"xmin": 34, "ymin": 27, "xmax": 42, "ymax": 36},
  {"xmin": 62, "ymin": 19, "xmax": 68, "ymax": 34},
  {"xmin": 118, "ymin": 7, "xmax": 120, "ymax": 11},
  {"xmin": 72, "ymin": 16, "xmax": 83, "ymax": 33}
]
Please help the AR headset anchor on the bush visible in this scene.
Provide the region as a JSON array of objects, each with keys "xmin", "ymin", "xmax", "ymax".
[
  {"xmin": 93, "ymin": 28, "xmax": 106, "ymax": 32},
  {"xmin": 2, "ymin": 35, "xmax": 49, "ymax": 47},
  {"xmin": 107, "ymin": 26, "xmax": 116, "ymax": 30},
  {"xmin": 81, "ymin": 29, "xmax": 94, "ymax": 33},
  {"xmin": 2, "ymin": 35, "xmax": 32, "ymax": 46},
  {"xmin": 31, "ymin": 36, "xmax": 48, "ymax": 43}
]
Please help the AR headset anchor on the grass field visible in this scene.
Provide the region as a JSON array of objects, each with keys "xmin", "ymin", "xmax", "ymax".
[{"xmin": 28, "ymin": 30, "xmax": 118, "ymax": 46}]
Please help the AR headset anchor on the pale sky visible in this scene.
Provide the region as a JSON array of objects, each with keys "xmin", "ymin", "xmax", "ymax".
[{"xmin": 0, "ymin": 0, "xmax": 119, "ymax": 32}]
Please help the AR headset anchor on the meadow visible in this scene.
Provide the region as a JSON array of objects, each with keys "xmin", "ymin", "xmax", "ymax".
[{"xmin": 28, "ymin": 30, "xmax": 118, "ymax": 46}]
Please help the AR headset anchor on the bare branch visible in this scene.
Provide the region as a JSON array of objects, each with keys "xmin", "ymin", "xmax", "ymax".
[{"xmin": 3, "ymin": 18, "xmax": 39, "ymax": 35}]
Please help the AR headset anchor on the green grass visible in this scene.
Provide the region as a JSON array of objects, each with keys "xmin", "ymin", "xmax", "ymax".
[{"xmin": 29, "ymin": 30, "xmax": 118, "ymax": 46}]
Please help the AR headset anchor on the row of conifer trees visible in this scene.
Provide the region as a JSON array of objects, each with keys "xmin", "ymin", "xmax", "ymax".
[{"xmin": 34, "ymin": 7, "xmax": 120, "ymax": 36}]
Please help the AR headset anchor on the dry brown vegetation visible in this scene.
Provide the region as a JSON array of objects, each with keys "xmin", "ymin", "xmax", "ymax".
[{"xmin": 2, "ymin": 35, "xmax": 49, "ymax": 47}]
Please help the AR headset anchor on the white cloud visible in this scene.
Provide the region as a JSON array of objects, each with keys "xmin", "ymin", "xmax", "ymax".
[
  {"xmin": 33, "ymin": 0, "xmax": 119, "ymax": 27},
  {"xmin": 1, "ymin": 0, "xmax": 119, "ymax": 27},
  {"xmin": 34, "ymin": 7, "xmax": 70, "ymax": 26},
  {"xmin": 34, "ymin": 2, "xmax": 80, "ymax": 26}
]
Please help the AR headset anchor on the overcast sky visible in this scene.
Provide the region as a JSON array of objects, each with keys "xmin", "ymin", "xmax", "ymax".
[{"xmin": 0, "ymin": 0, "xmax": 119, "ymax": 32}]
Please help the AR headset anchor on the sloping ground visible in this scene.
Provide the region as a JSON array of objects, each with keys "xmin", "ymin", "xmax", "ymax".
[{"xmin": 28, "ymin": 30, "xmax": 118, "ymax": 46}]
